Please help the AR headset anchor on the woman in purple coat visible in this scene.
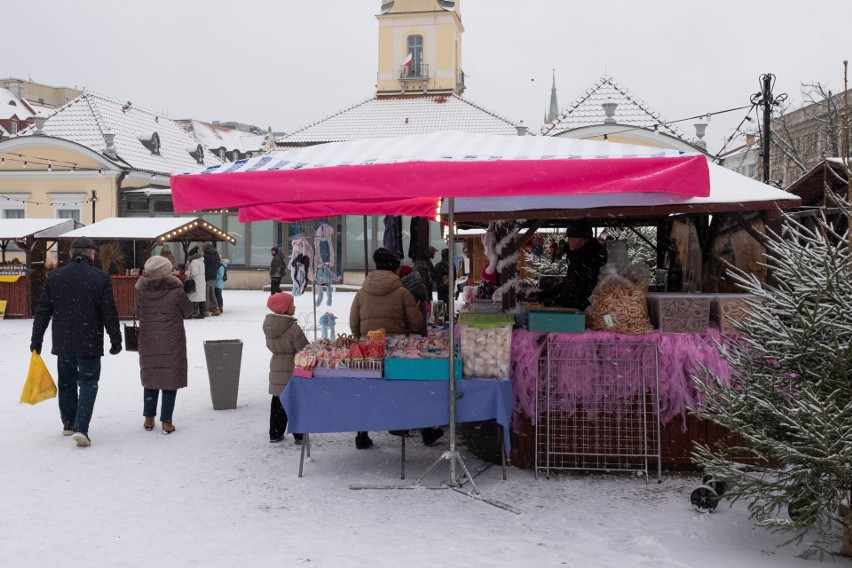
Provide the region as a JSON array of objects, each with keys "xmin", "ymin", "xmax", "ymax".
[{"xmin": 135, "ymin": 256, "xmax": 196, "ymax": 434}]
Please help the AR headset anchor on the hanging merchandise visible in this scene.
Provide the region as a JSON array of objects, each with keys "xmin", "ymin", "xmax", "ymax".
[
  {"xmin": 319, "ymin": 312, "xmax": 337, "ymax": 339},
  {"xmin": 383, "ymin": 216, "xmax": 403, "ymax": 258},
  {"xmin": 407, "ymin": 216, "xmax": 431, "ymax": 261},
  {"xmin": 482, "ymin": 225, "xmax": 498, "ymax": 277},
  {"xmin": 314, "ymin": 223, "xmax": 339, "ymax": 307},
  {"xmin": 290, "ymin": 238, "xmax": 315, "ymax": 296}
]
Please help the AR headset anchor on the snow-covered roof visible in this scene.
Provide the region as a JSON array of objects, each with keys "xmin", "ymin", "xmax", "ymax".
[
  {"xmin": 0, "ymin": 87, "xmax": 35, "ymax": 121},
  {"xmin": 61, "ymin": 216, "xmax": 235, "ymax": 244},
  {"xmin": 0, "ymin": 218, "xmax": 80, "ymax": 239},
  {"xmin": 175, "ymin": 119, "xmax": 267, "ymax": 155},
  {"xmin": 278, "ymin": 94, "xmax": 519, "ymax": 145},
  {"xmin": 18, "ymin": 92, "xmax": 222, "ymax": 175},
  {"xmin": 542, "ymin": 75, "xmax": 692, "ymax": 143}
]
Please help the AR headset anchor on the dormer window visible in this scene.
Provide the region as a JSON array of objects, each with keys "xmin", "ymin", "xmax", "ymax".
[
  {"xmin": 186, "ymin": 143, "xmax": 204, "ymax": 165},
  {"xmin": 8, "ymin": 100, "xmax": 16, "ymax": 106},
  {"xmin": 138, "ymin": 131, "xmax": 161, "ymax": 155}
]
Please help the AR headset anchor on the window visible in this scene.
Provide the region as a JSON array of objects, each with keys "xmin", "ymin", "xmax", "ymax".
[
  {"xmin": 1, "ymin": 193, "xmax": 28, "ymax": 219},
  {"xmin": 407, "ymin": 35, "xmax": 423, "ymax": 77},
  {"xmin": 248, "ymin": 220, "xmax": 275, "ymax": 266},
  {"xmin": 48, "ymin": 193, "xmax": 83, "ymax": 223}
]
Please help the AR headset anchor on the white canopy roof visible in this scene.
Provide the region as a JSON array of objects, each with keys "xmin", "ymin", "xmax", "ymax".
[
  {"xmin": 0, "ymin": 218, "xmax": 81, "ymax": 240},
  {"xmin": 61, "ymin": 217, "xmax": 235, "ymax": 244},
  {"xmin": 446, "ymin": 161, "xmax": 800, "ymax": 221}
]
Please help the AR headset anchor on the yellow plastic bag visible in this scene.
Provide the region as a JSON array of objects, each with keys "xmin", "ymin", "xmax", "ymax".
[{"xmin": 20, "ymin": 351, "xmax": 57, "ymax": 405}]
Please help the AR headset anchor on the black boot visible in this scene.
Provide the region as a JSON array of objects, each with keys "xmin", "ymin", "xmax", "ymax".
[
  {"xmin": 355, "ymin": 431, "xmax": 373, "ymax": 449},
  {"xmin": 421, "ymin": 427, "xmax": 444, "ymax": 446}
]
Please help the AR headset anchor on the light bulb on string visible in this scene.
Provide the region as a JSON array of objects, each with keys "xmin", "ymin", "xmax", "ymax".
[
  {"xmin": 22, "ymin": 161, "xmax": 27, "ymax": 168},
  {"xmin": 48, "ymin": 161, "xmax": 52, "ymax": 172}
]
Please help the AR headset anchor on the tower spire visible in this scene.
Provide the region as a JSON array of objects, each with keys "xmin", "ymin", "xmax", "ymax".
[{"xmin": 546, "ymin": 69, "xmax": 559, "ymax": 123}]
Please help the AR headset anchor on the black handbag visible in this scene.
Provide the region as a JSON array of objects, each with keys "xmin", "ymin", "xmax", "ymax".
[
  {"xmin": 183, "ymin": 279, "xmax": 196, "ymax": 294},
  {"xmin": 124, "ymin": 315, "xmax": 139, "ymax": 352}
]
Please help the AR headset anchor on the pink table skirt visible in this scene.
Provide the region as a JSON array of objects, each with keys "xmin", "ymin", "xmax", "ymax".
[{"xmin": 510, "ymin": 326, "xmax": 734, "ymax": 430}]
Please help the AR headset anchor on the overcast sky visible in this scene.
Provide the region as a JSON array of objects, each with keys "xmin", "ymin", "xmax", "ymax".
[{"xmin": 7, "ymin": 0, "xmax": 851, "ymax": 153}]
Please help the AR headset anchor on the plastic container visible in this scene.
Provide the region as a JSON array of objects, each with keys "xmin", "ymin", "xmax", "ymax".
[
  {"xmin": 527, "ymin": 309, "xmax": 585, "ymax": 333},
  {"xmin": 384, "ymin": 357, "xmax": 462, "ymax": 380},
  {"xmin": 710, "ymin": 293, "xmax": 756, "ymax": 334},
  {"xmin": 646, "ymin": 293, "xmax": 711, "ymax": 333},
  {"xmin": 458, "ymin": 312, "xmax": 514, "ymax": 379}
]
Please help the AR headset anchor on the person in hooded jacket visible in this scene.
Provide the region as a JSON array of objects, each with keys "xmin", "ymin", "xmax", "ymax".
[
  {"xmin": 349, "ymin": 248, "xmax": 424, "ymax": 449},
  {"xmin": 135, "ymin": 255, "xmax": 196, "ymax": 434},
  {"xmin": 184, "ymin": 246, "xmax": 207, "ymax": 318},
  {"xmin": 264, "ymin": 292, "xmax": 309, "ymax": 444},
  {"xmin": 30, "ymin": 237, "xmax": 123, "ymax": 447},
  {"xmin": 202, "ymin": 242, "xmax": 221, "ymax": 316},
  {"xmin": 432, "ymin": 248, "xmax": 451, "ymax": 306}
]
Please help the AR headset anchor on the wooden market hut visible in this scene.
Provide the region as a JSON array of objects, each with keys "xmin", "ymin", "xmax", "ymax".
[
  {"xmin": 0, "ymin": 218, "xmax": 82, "ymax": 318},
  {"xmin": 60, "ymin": 217, "xmax": 236, "ymax": 318},
  {"xmin": 445, "ymin": 162, "xmax": 802, "ymax": 469}
]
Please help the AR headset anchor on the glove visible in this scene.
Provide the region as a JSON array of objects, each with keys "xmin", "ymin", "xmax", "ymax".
[
  {"xmin": 109, "ymin": 343, "xmax": 122, "ymax": 355},
  {"xmin": 30, "ymin": 342, "xmax": 42, "ymax": 355}
]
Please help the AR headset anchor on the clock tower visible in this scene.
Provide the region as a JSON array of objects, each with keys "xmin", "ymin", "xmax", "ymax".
[{"xmin": 375, "ymin": 0, "xmax": 465, "ymax": 95}]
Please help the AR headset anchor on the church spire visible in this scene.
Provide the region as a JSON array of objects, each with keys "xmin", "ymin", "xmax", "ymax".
[{"xmin": 546, "ymin": 69, "xmax": 559, "ymax": 123}]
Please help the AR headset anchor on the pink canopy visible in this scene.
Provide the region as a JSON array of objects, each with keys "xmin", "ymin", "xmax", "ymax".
[{"xmin": 170, "ymin": 131, "xmax": 710, "ymax": 219}]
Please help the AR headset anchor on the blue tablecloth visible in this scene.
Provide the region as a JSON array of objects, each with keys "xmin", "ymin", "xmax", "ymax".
[{"xmin": 281, "ymin": 377, "xmax": 514, "ymax": 452}]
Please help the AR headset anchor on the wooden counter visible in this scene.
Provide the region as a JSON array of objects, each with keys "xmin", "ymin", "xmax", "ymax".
[
  {"xmin": 0, "ymin": 274, "xmax": 28, "ymax": 318},
  {"xmin": 111, "ymin": 275, "xmax": 140, "ymax": 319}
]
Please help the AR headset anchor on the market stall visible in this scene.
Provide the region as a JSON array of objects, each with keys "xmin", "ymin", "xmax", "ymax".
[
  {"xmin": 169, "ymin": 132, "xmax": 714, "ymax": 484},
  {"xmin": 0, "ymin": 218, "xmax": 82, "ymax": 318},
  {"xmin": 60, "ymin": 217, "xmax": 235, "ymax": 319}
]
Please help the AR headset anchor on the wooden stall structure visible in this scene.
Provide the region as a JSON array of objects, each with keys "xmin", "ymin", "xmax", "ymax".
[
  {"xmin": 0, "ymin": 218, "xmax": 82, "ymax": 318},
  {"xmin": 60, "ymin": 217, "xmax": 236, "ymax": 319},
  {"xmin": 447, "ymin": 162, "xmax": 802, "ymax": 470}
]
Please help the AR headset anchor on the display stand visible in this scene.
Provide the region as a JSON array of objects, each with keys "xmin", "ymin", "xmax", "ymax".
[{"xmin": 348, "ymin": 199, "xmax": 520, "ymax": 514}]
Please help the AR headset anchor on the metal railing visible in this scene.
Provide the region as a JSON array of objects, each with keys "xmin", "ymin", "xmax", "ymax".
[{"xmin": 399, "ymin": 64, "xmax": 430, "ymax": 80}]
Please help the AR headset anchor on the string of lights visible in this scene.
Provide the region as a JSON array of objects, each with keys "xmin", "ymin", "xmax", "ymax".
[
  {"xmin": 0, "ymin": 194, "xmax": 96, "ymax": 207},
  {"xmin": 595, "ymin": 104, "xmax": 754, "ymax": 139},
  {"xmin": 710, "ymin": 104, "xmax": 760, "ymax": 163},
  {"xmin": 0, "ymin": 152, "xmax": 104, "ymax": 173}
]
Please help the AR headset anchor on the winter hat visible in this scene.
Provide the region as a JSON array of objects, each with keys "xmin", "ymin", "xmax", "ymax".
[
  {"xmin": 71, "ymin": 237, "xmax": 98, "ymax": 251},
  {"xmin": 271, "ymin": 246, "xmax": 280, "ymax": 253},
  {"xmin": 398, "ymin": 265, "xmax": 413, "ymax": 278},
  {"xmin": 188, "ymin": 246, "xmax": 199, "ymax": 256},
  {"xmin": 144, "ymin": 255, "xmax": 172, "ymax": 279},
  {"xmin": 440, "ymin": 248, "xmax": 449, "ymax": 260},
  {"xmin": 267, "ymin": 292, "xmax": 294, "ymax": 315},
  {"xmin": 373, "ymin": 247, "xmax": 401, "ymax": 272},
  {"xmin": 203, "ymin": 241, "xmax": 214, "ymax": 251},
  {"xmin": 565, "ymin": 220, "xmax": 593, "ymax": 239}
]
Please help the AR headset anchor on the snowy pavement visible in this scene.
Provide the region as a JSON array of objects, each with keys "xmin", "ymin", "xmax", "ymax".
[{"xmin": 0, "ymin": 290, "xmax": 820, "ymax": 567}]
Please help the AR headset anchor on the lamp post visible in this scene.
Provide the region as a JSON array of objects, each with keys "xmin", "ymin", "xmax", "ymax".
[
  {"xmin": 90, "ymin": 190, "xmax": 98, "ymax": 223},
  {"xmin": 750, "ymin": 73, "xmax": 787, "ymax": 183}
]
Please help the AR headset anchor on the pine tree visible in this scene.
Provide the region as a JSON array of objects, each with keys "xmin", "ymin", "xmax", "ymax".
[{"xmin": 691, "ymin": 188, "xmax": 852, "ymax": 556}]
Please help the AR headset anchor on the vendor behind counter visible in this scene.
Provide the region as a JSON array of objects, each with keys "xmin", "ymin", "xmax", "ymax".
[{"xmin": 533, "ymin": 220, "xmax": 608, "ymax": 311}]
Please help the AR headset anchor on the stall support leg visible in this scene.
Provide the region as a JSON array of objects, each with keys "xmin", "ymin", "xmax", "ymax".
[
  {"xmin": 298, "ymin": 433, "xmax": 310, "ymax": 478},
  {"xmin": 499, "ymin": 424, "xmax": 507, "ymax": 481},
  {"xmin": 400, "ymin": 436, "xmax": 406, "ymax": 480}
]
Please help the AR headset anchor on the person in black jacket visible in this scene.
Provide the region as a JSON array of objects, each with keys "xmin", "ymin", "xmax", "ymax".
[
  {"xmin": 30, "ymin": 237, "xmax": 123, "ymax": 447},
  {"xmin": 534, "ymin": 221, "xmax": 608, "ymax": 311},
  {"xmin": 432, "ymin": 248, "xmax": 451, "ymax": 306},
  {"xmin": 202, "ymin": 242, "xmax": 221, "ymax": 316}
]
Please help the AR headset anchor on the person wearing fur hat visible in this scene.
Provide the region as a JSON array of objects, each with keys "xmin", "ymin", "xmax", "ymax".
[
  {"xmin": 135, "ymin": 255, "xmax": 196, "ymax": 434},
  {"xmin": 533, "ymin": 220, "xmax": 607, "ymax": 311},
  {"xmin": 349, "ymin": 248, "xmax": 425, "ymax": 449},
  {"xmin": 184, "ymin": 246, "xmax": 207, "ymax": 318},
  {"xmin": 264, "ymin": 292, "xmax": 309, "ymax": 444}
]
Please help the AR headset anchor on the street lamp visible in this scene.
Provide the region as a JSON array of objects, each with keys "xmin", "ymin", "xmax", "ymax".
[
  {"xmin": 91, "ymin": 190, "xmax": 98, "ymax": 223},
  {"xmin": 749, "ymin": 73, "xmax": 787, "ymax": 183}
]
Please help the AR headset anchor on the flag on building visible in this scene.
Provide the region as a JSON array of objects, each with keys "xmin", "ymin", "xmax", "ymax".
[{"xmin": 402, "ymin": 52, "xmax": 413, "ymax": 66}]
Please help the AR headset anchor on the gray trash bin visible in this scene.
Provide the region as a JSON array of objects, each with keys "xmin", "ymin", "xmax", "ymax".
[{"xmin": 203, "ymin": 339, "xmax": 243, "ymax": 410}]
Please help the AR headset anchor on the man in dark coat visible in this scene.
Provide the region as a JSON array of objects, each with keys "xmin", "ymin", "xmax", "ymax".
[
  {"xmin": 269, "ymin": 246, "xmax": 284, "ymax": 295},
  {"xmin": 202, "ymin": 242, "xmax": 221, "ymax": 316},
  {"xmin": 536, "ymin": 220, "xmax": 608, "ymax": 311},
  {"xmin": 432, "ymin": 248, "xmax": 451, "ymax": 306},
  {"xmin": 30, "ymin": 237, "xmax": 123, "ymax": 447}
]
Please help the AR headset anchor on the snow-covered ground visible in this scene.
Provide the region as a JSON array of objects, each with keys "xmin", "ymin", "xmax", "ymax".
[{"xmin": 1, "ymin": 289, "xmax": 825, "ymax": 566}]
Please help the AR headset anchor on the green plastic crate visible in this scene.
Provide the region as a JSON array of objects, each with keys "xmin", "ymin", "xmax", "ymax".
[
  {"xmin": 458, "ymin": 312, "xmax": 515, "ymax": 328},
  {"xmin": 527, "ymin": 310, "xmax": 585, "ymax": 333},
  {"xmin": 384, "ymin": 357, "xmax": 463, "ymax": 380}
]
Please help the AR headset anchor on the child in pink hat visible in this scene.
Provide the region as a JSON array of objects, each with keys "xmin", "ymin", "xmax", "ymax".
[{"xmin": 263, "ymin": 293, "xmax": 309, "ymax": 444}]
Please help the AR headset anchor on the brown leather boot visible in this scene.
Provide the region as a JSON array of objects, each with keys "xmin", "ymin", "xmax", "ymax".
[
  {"xmin": 162, "ymin": 421, "xmax": 176, "ymax": 435},
  {"xmin": 143, "ymin": 416, "xmax": 155, "ymax": 431}
]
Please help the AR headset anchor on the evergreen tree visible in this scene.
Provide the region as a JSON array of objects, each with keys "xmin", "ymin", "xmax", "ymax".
[{"xmin": 692, "ymin": 188, "xmax": 852, "ymax": 556}]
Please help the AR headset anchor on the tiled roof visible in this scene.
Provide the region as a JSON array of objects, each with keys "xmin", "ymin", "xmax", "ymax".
[
  {"xmin": 541, "ymin": 75, "xmax": 692, "ymax": 143},
  {"xmin": 0, "ymin": 87, "xmax": 36, "ymax": 120},
  {"xmin": 19, "ymin": 92, "xmax": 221, "ymax": 174},
  {"xmin": 278, "ymin": 94, "xmax": 519, "ymax": 145},
  {"xmin": 175, "ymin": 119, "xmax": 266, "ymax": 154}
]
